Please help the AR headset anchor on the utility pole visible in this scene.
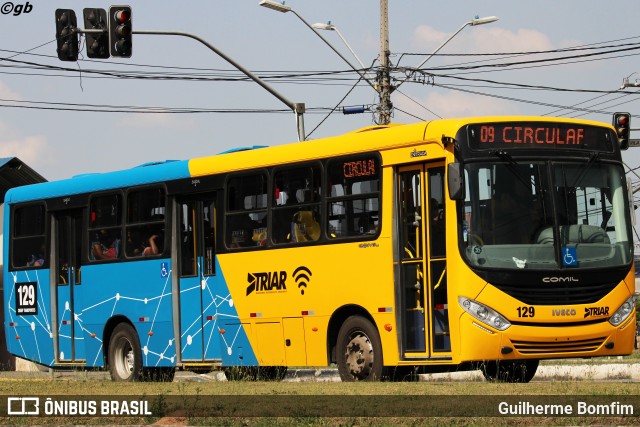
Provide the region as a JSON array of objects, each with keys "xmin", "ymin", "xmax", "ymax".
[{"xmin": 377, "ymin": 0, "xmax": 392, "ymax": 125}]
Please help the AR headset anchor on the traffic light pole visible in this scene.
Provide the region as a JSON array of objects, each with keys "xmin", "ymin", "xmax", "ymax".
[{"xmin": 133, "ymin": 30, "xmax": 306, "ymax": 142}]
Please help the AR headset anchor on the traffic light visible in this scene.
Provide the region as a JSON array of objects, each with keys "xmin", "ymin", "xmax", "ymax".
[
  {"xmin": 109, "ymin": 6, "xmax": 132, "ymax": 57},
  {"xmin": 613, "ymin": 112, "xmax": 631, "ymax": 150},
  {"xmin": 55, "ymin": 9, "xmax": 79, "ymax": 61},
  {"xmin": 83, "ymin": 8, "xmax": 109, "ymax": 59}
]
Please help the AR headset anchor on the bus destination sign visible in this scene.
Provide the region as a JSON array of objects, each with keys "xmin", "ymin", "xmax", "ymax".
[
  {"xmin": 467, "ymin": 123, "xmax": 613, "ymax": 152},
  {"xmin": 342, "ymin": 155, "xmax": 378, "ymax": 180}
]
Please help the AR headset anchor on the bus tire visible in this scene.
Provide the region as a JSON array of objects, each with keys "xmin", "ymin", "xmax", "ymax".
[
  {"xmin": 336, "ymin": 316, "xmax": 383, "ymax": 381},
  {"xmin": 108, "ymin": 323, "xmax": 143, "ymax": 382},
  {"xmin": 480, "ymin": 359, "xmax": 539, "ymax": 383}
]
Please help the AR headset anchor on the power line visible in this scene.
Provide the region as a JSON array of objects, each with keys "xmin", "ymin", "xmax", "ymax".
[
  {"xmin": 0, "ymin": 97, "xmax": 337, "ymax": 114},
  {"xmin": 4, "ymin": 35, "xmax": 640, "ymax": 124},
  {"xmin": 397, "ymin": 38, "xmax": 640, "ymax": 60},
  {"xmin": 428, "ymin": 83, "xmax": 629, "ymax": 117}
]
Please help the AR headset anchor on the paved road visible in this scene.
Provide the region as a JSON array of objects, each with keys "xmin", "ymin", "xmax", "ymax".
[{"xmin": 2, "ymin": 363, "xmax": 638, "ymax": 382}]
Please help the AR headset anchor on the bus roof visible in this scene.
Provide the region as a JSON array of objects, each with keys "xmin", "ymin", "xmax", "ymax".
[
  {"xmin": 188, "ymin": 121, "xmax": 430, "ymax": 177},
  {"xmin": 4, "ymin": 116, "xmax": 614, "ymax": 205},
  {"xmin": 5, "ymin": 159, "xmax": 190, "ymax": 204}
]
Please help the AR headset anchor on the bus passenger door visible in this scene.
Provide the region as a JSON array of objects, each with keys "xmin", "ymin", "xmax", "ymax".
[
  {"xmin": 427, "ymin": 166, "xmax": 450, "ymax": 353},
  {"xmin": 397, "ymin": 166, "xmax": 428, "ymax": 355},
  {"xmin": 54, "ymin": 209, "xmax": 85, "ymax": 363},
  {"xmin": 176, "ymin": 194, "xmax": 220, "ymax": 362},
  {"xmin": 397, "ymin": 163, "xmax": 450, "ymax": 357}
]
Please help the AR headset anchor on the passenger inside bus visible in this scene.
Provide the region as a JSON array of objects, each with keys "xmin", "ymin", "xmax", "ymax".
[
  {"xmin": 91, "ymin": 229, "xmax": 119, "ymax": 260},
  {"xmin": 291, "ymin": 210, "xmax": 320, "ymax": 242},
  {"xmin": 127, "ymin": 229, "xmax": 161, "ymax": 256},
  {"xmin": 290, "ymin": 189, "xmax": 320, "ymax": 242},
  {"xmin": 27, "ymin": 253, "xmax": 44, "ymax": 267}
]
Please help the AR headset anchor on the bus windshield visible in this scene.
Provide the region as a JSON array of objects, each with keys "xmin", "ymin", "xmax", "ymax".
[{"xmin": 462, "ymin": 160, "xmax": 632, "ymax": 270}]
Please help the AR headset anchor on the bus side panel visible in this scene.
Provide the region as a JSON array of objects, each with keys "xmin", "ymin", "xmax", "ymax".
[
  {"xmin": 213, "ymin": 257, "xmax": 258, "ymax": 367},
  {"xmin": 79, "ymin": 259, "xmax": 175, "ymax": 368},
  {"xmin": 4, "ymin": 269, "xmax": 55, "ymax": 366},
  {"xmin": 216, "ymin": 239, "xmax": 396, "ymax": 368}
]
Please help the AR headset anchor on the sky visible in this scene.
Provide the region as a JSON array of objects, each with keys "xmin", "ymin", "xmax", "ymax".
[{"xmin": 1, "ymin": 2, "xmax": 640, "ymax": 200}]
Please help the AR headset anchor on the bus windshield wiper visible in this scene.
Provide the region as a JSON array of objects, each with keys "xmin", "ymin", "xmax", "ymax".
[
  {"xmin": 570, "ymin": 151, "xmax": 600, "ymax": 188},
  {"xmin": 491, "ymin": 150, "xmax": 544, "ymax": 195}
]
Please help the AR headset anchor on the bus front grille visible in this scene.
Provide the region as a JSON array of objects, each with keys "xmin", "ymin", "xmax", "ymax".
[
  {"xmin": 511, "ymin": 337, "xmax": 606, "ymax": 355},
  {"xmin": 495, "ymin": 282, "xmax": 617, "ymax": 305}
]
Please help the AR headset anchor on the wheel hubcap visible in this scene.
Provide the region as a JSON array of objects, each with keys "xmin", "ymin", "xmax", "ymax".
[
  {"xmin": 115, "ymin": 338, "xmax": 134, "ymax": 379},
  {"xmin": 344, "ymin": 331, "xmax": 374, "ymax": 379}
]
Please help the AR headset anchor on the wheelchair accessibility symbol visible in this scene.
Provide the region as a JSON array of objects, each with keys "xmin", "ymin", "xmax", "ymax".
[
  {"xmin": 562, "ymin": 247, "xmax": 577, "ymax": 267},
  {"xmin": 160, "ymin": 262, "xmax": 169, "ymax": 278}
]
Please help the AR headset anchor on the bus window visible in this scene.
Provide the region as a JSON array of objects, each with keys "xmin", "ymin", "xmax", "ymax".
[
  {"xmin": 226, "ymin": 173, "xmax": 267, "ymax": 248},
  {"xmin": 125, "ymin": 188, "xmax": 166, "ymax": 257},
  {"xmin": 272, "ymin": 165, "xmax": 321, "ymax": 244},
  {"xmin": 12, "ymin": 204, "xmax": 46, "ymax": 269},
  {"xmin": 89, "ymin": 193, "xmax": 122, "ymax": 261},
  {"xmin": 326, "ymin": 154, "xmax": 380, "ymax": 239}
]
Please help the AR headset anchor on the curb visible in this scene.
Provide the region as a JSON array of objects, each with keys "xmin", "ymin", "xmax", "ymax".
[
  {"xmin": 415, "ymin": 363, "xmax": 640, "ymax": 382},
  {"xmin": 188, "ymin": 364, "xmax": 640, "ymax": 382}
]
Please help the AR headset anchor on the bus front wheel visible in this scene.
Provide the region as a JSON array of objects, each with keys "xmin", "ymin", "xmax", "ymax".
[
  {"xmin": 336, "ymin": 316, "xmax": 383, "ymax": 381},
  {"xmin": 108, "ymin": 323, "xmax": 143, "ymax": 382},
  {"xmin": 480, "ymin": 359, "xmax": 539, "ymax": 383}
]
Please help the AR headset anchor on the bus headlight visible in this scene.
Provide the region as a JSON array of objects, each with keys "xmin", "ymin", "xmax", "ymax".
[
  {"xmin": 609, "ymin": 296, "xmax": 635, "ymax": 326},
  {"xmin": 458, "ymin": 296, "xmax": 511, "ymax": 331}
]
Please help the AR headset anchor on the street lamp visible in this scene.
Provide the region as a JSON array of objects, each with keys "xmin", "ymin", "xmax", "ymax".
[
  {"xmin": 258, "ymin": 0, "xmax": 291, "ymax": 12},
  {"xmin": 395, "ymin": 15, "xmax": 499, "ymax": 91},
  {"xmin": 259, "ymin": 0, "xmax": 378, "ymax": 92},
  {"xmin": 620, "ymin": 73, "xmax": 640, "ymax": 89}
]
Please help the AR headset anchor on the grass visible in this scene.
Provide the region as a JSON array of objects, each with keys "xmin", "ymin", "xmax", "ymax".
[{"xmin": 1, "ymin": 349, "xmax": 639, "ymax": 426}]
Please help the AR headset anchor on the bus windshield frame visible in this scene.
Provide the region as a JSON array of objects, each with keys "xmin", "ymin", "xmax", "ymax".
[{"xmin": 456, "ymin": 122, "xmax": 632, "ymax": 274}]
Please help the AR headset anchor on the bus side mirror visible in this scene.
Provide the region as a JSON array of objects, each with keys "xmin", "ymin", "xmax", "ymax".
[{"xmin": 448, "ymin": 163, "xmax": 464, "ymax": 200}]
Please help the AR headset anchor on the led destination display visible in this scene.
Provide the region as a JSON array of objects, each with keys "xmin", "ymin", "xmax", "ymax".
[{"xmin": 467, "ymin": 123, "xmax": 613, "ymax": 152}]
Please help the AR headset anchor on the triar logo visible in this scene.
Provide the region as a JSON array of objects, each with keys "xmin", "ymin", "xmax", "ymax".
[
  {"xmin": 246, "ymin": 271, "xmax": 287, "ymax": 296},
  {"xmin": 245, "ymin": 266, "xmax": 313, "ymax": 296},
  {"xmin": 584, "ymin": 306, "xmax": 609, "ymax": 318}
]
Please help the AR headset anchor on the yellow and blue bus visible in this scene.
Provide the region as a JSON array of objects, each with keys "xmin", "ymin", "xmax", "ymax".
[{"xmin": 3, "ymin": 116, "xmax": 635, "ymax": 382}]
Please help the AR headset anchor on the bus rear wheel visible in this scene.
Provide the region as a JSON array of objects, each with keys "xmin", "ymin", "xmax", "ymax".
[
  {"xmin": 480, "ymin": 359, "xmax": 539, "ymax": 383},
  {"xmin": 108, "ymin": 323, "xmax": 143, "ymax": 382},
  {"xmin": 336, "ymin": 316, "xmax": 383, "ymax": 381}
]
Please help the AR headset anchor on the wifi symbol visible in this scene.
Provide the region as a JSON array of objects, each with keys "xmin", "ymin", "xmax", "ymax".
[{"xmin": 293, "ymin": 266, "xmax": 312, "ymax": 295}]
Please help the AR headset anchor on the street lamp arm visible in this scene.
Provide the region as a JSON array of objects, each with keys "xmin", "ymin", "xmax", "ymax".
[
  {"xmin": 134, "ymin": 30, "xmax": 305, "ymax": 141},
  {"xmin": 331, "ymin": 27, "xmax": 367, "ymax": 71},
  {"xmin": 395, "ymin": 22, "xmax": 469, "ymax": 91},
  {"xmin": 312, "ymin": 22, "xmax": 377, "ymax": 88},
  {"xmin": 289, "ymin": 11, "xmax": 379, "ymax": 92},
  {"xmin": 395, "ymin": 16, "xmax": 498, "ymax": 91}
]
